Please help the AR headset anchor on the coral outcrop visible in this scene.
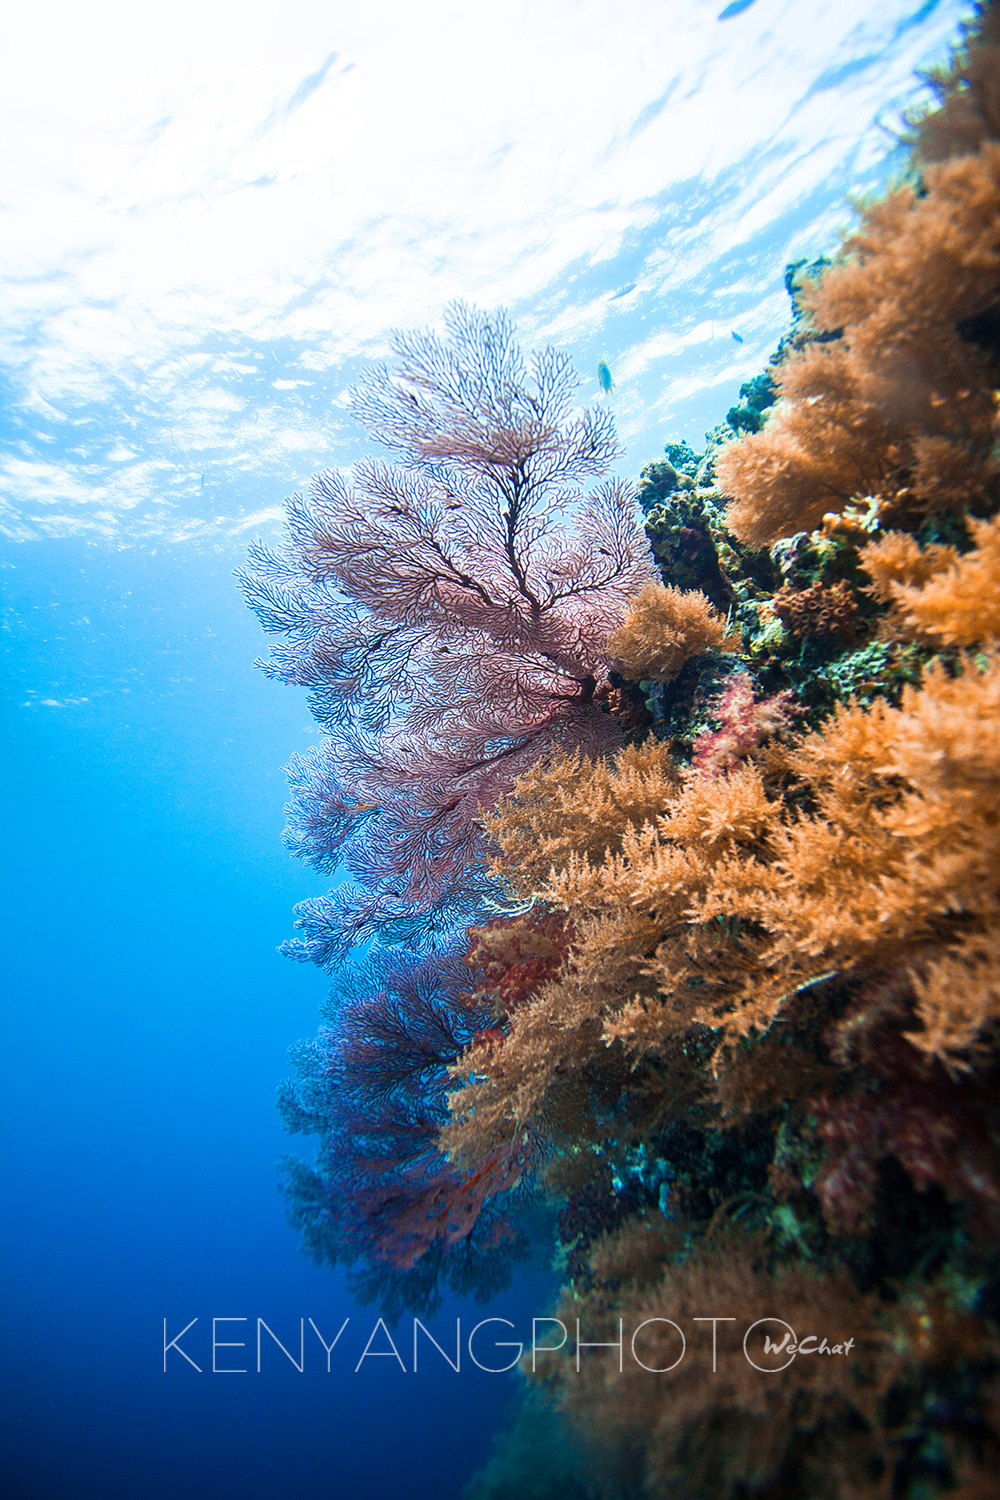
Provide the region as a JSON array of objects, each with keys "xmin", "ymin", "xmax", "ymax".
[
  {"xmin": 454, "ymin": 9, "xmax": 1000, "ymax": 1496},
  {"xmin": 247, "ymin": 6, "xmax": 1000, "ymax": 1493}
]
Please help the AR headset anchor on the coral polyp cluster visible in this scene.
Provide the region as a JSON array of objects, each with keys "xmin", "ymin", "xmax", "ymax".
[{"xmin": 771, "ymin": 576, "xmax": 860, "ymax": 641}]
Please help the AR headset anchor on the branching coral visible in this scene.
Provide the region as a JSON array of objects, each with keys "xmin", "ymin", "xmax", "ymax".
[
  {"xmin": 445, "ymin": 756, "xmax": 781, "ymax": 1174},
  {"xmin": 480, "ymin": 739, "xmax": 679, "ymax": 896},
  {"xmin": 456, "ymin": 45, "xmax": 1000, "ymax": 1458},
  {"xmin": 859, "ymin": 528, "xmax": 961, "ymax": 602},
  {"xmin": 906, "ymin": 925, "xmax": 1000, "ymax": 1071},
  {"xmin": 452, "ymin": 15, "xmax": 1000, "ymax": 1500}
]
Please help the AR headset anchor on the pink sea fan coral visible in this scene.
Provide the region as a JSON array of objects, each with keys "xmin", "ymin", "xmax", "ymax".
[{"xmin": 241, "ymin": 304, "xmax": 656, "ymax": 962}]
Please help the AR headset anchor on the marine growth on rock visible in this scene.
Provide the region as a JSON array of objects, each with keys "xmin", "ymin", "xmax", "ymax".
[{"xmin": 248, "ymin": 8, "xmax": 1000, "ymax": 1495}]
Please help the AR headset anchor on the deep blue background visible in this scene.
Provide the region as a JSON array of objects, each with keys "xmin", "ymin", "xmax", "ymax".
[{"xmin": 0, "ymin": 539, "xmax": 555, "ymax": 1499}]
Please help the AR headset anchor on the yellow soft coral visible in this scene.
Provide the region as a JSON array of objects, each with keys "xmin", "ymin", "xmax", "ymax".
[
  {"xmin": 860, "ymin": 529, "xmax": 960, "ymax": 601},
  {"xmin": 719, "ymin": 144, "xmax": 1000, "ymax": 546},
  {"xmin": 605, "ymin": 581, "xmax": 729, "ymax": 682},
  {"xmin": 448, "ymin": 654, "xmax": 1000, "ymax": 1170},
  {"xmin": 880, "ymin": 514, "xmax": 1000, "ymax": 646},
  {"xmin": 906, "ymin": 925, "xmax": 1000, "ymax": 1072}
]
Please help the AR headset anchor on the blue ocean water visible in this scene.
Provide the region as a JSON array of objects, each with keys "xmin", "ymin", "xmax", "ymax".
[
  {"xmin": 0, "ymin": 2, "xmax": 975, "ymax": 1496},
  {"xmin": 1, "ymin": 539, "xmax": 558, "ymax": 1498}
]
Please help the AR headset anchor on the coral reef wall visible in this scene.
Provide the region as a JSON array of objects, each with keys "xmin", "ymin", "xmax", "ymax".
[
  {"xmin": 246, "ymin": 7, "xmax": 1000, "ymax": 1493},
  {"xmin": 452, "ymin": 8, "xmax": 1000, "ymax": 1496}
]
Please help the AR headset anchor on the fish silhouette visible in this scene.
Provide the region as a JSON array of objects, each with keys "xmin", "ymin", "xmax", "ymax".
[
  {"xmin": 731, "ymin": 330, "xmax": 744, "ymax": 344},
  {"xmin": 597, "ymin": 359, "xmax": 615, "ymax": 395}
]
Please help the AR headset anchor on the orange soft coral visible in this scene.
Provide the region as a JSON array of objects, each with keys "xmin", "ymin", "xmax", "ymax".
[
  {"xmin": 719, "ymin": 144, "xmax": 1000, "ymax": 546},
  {"xmin": 605, "ymin": 581, "xmax": 729, "ymax": 682},
  {"xmin": 867, "ymin": 513, "xmax": 1000, "ymax": 646}
]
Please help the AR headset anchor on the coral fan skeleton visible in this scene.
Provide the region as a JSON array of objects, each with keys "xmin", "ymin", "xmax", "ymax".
[
  {"xmin": 247, "ymin": 8, "xmax": 1000, "ymax": 1494},
  {"xmin": 241, "ymin": 304, "xmax": 655, "ymax": 967}
]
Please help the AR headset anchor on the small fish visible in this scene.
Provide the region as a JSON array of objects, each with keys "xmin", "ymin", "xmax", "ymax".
[
  {"xmin": 731, "ymin": 330, "xmax": 744, "ymax": 344},
  {"xmin": 610, "ymin": 282, "xmax": 636, "ymax": 301},
  {"xmin": 597, "ymin": 359, "xmax": 615, "ymax": 395},
  {"xmin": 719, "ymin": 0, "xmax": 757, "ymax": 18}
]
